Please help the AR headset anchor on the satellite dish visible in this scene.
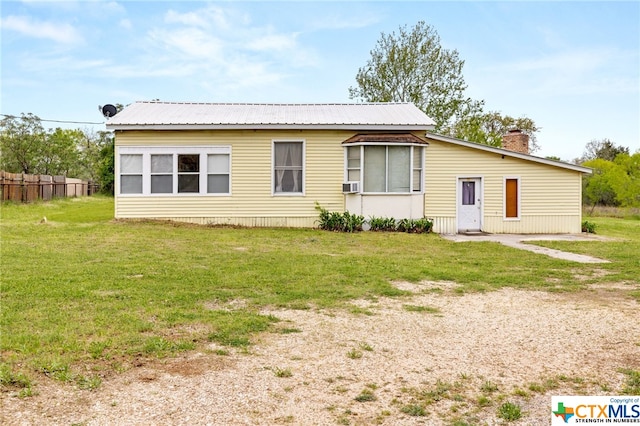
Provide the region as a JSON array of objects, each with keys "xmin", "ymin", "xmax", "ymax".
[{"xmin": 100, "ymin": 104, "xmax": 118, "ymax": 118}]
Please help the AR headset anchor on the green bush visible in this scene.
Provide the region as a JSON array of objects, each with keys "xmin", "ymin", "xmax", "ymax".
[
  {"xmin": 369, "ymin": 216, "xmax": 396, "ymax": 232},
  {"xmin": 314, "ymin": 203, "xmax": 364, "ymax": 232},
  {"xmin": 582, "ymin": 220, "xmax": 597, "ymax": 233},
  {"xmin": 369, "ymin": 216, "xmax": 433, "ymax": 233}
]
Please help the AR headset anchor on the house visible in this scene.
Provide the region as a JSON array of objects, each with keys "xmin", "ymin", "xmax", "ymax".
[{"xmin": 106, "ymin": 101, "xmax": 591, "ymax": 233}]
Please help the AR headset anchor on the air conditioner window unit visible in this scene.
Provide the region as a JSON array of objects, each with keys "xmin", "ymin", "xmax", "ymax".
[{"xmin": 342, "ymin": 181, "xmax": 359, "ymax": 193}]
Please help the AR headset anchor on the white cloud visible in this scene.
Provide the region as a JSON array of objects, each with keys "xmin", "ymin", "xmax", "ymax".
[
  {"xmin": 309, "ymin": 13, "xmax": 380, "ymax": 31},
  {"xmin": 164, "ymin": 5, "xmax": 246, "ymax": 30},
  {"xmin": 148, "ymin": 27, "xmax": 224, "ymax": 59},
  {"xmin": 479, "ymin": 47, "xmax": 639, "ymax": 97},
  {"xmin": 246, "ymin": 32, "xmax": 299, "ymax": 52},
  {"xmin": 119, "ymin": 18, "xmax": 132, "ymax": 30},
  {"xmin": 0, "ymin": 15, "xmax": 83, "ymax": 44},
  {"xmin": 139, "ymin": 4, "xmax": 320, "ymax": 90}
]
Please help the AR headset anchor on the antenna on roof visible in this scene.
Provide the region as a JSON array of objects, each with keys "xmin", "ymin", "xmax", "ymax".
[{"xmin": 99, "ymin": 104, "xmax": 118, "ymax": 118}]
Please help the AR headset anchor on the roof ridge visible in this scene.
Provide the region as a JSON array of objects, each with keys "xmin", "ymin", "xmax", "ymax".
[{"xmin": 137, "ymin": 101, "xmax": 414, "ymax": 106}]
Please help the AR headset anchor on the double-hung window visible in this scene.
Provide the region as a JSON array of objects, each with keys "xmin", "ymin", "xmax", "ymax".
[
  {"xmin": 120, "ymin": 154, "xmax": 143, "ymax": 194},
  {"xmin": 150, "ymin": 154, "xmax": 172, "ymax": 193},
  {"xmin": 347, "ymin": 145, "xmax": 424, "ymax": 193},
  {"xmin": 207, "ymin": 154, "xmax": 230, "ymax": 194},
  {"xmin": 273, "ymin": 141, "xmax": 304, "ymax": 194},
  {"xmin": 118, "ymin": 147, "xmax": 230, "ymax": 195},
  {"xmin": 177, "ymin": 154, "xmax": 200, "ymax": 193}
]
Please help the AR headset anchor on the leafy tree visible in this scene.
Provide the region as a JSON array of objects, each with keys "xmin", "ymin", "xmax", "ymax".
[
  {"xmin": 349, "ymin": 21, "xmax": 541, "ymax": 151},
  {"xmin": 581, "ymin": 138, "xmax": 629, "ymax": 162},
  {"xmin": 349, "ymin": 21, "xmax": 483, "ymax": 133},
  {"xmin": 97, "ymin": 133, "xmax": 115, "ymax": 195},
  {"xmin": 1, "ymin": 113, "xmax": 115, "ymax": 187},
  {"xmin": 40, "ymin": 128, "xmax": 82, "ymax": 176},
  {"xmin": 0, "ymin": 113, "xmax": 46, "ymax": 174},
  {"xmin": 582, "ymin": 158, "xmax": 623, "ymax": 209},
  {"xmin": 77, "ymin": 129, "xmax": 113, "ymax": 182},
  {"xmin": 582, "ymin": 152, "xmax": 640, "ymax": 209},
  {"xmin": 451, "ymin": 111, "xmax": 541, "ymax": 153},
  {"xmin": 612, "ymin": 152, "xmax": 640, "ymax": 207}
]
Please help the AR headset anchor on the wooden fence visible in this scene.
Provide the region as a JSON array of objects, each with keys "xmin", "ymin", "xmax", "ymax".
[{"xmin": 0, "ymin": 171, "xmax": 99, "ymax": 203}]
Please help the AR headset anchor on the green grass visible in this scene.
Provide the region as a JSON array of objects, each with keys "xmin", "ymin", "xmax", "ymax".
[
  {"xmin": 403, "ymin": 304, "xmax": 440, "ymax": 314},
  {"xmin": 1, "ymin": 197, "xmax": 639, "ymax": 389},
  {"xmin": 528, "ymin": 217, "xmax": 640, "ymax": 295}
]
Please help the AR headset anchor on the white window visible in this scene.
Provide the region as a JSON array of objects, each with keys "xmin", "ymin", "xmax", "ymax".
[
  {"xmin": 177, "ymin": 154, "xmax": 200, "ymax": 193},
  {"xmin": 120, "ymin": 154, "xmax": 143, "ymax": 194},
  {"xmin": 346, "ymin": 145, "xmax": 423, "ymax": 193},
  {"xmin": 347, "ymin": 146, "xmax": 361, "ymax": 182},
  {"xmin": 117, "ymin": 147, "xmax": 230, "ymax": 196},
  {"xmin": 207, "ymin": 154, "xmax": 230, "ymax": 194},
  {"xmin": 412, "ymin": 147, "xmax": 423, "ymax": 192},
  {"xmin": 273, "ymin": 141, "xmax": 304, "ymax": 194},
  {"xmin": 150, "ymin": 154, "xmax": 172, "ymax": 194}
]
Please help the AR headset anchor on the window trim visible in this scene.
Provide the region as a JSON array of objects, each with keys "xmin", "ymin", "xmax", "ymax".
[
  {"xmin": 272, "ymin": 139, "xmax": 305, "ymax": 196},
  {"xmin": 116, "ymin": 146, "xmax": 231, "ymax": 196},
  {"xmin": 343, "ymin": 143, "xmax": 424, "ymax": 194},
  {"xmin": 504, "ymin": 176, "xmax": 520, "ymax": 220},
  {"xmin": 119, "ymin": 153, "xmax": 143, "ymax": 194}
]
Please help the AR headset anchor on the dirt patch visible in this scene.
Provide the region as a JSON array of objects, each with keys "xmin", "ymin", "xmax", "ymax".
[{"xmin": 2, "ymin": 284, "xmax": 639, "ymax": 426}]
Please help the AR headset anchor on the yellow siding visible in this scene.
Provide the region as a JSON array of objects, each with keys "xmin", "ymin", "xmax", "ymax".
[
  {"xmin": 424, "ymin": 139, "xmax": 583, "ymax": 234},
  {"xmin": 115, "ymin": 129, "xmax": 347, "ymax": 225}
]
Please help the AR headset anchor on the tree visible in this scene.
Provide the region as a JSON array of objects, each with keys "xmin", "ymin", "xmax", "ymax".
[
  {"xmin": 40, "ymin": 128, "xmax": 82, "ymax": 176},
  {"xmin": 0, "ymin": 113, "xmax": 46, "ymax": 174},
  {"xmin": 97, "ymin": 133, "xmax": 115, "ymax": 195},
  {"xmin": 581, "ymin": 138, "xmax": 629, "ymax": 162},
  {"xmin": 582, "ymin": 152, "xmax": 640, "ymax": 209},
  {"xmin": 77, "ymin": 129, "xmax": 113, "ymax": 182},
  {"xmin": 348, "ymin": 21, "xmax": 541, "ymax": 151},
  {"xmin": 612, "ymin": 152, "xmax": 640, "ymax": 207},
  {"xmin": 450, "ymin": 111, "xmax": 541, "ymax": 153},
  {"xmin": 349, "ymin": 21, "xmax": 483, "ymax": 133}
]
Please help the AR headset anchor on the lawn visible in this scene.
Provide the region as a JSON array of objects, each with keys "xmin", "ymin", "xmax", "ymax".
[{"xmin": 1, "ymin": 196, "xmax": 638, "ymax": 392}]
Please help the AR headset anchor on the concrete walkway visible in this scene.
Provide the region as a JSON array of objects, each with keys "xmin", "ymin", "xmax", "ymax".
[{"xmin": 441, "ymin": 233, "xmax": 610, "ymax": 263}]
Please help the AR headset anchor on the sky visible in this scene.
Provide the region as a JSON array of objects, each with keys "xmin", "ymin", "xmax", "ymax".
[{"xmin": 1, "ymin": 1, "xmax": 638, "ymax": 161}]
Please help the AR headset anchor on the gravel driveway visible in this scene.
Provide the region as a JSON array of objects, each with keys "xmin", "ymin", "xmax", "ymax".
[{"xmin": 3, "ymin": 279, "xmax": 639, "ymax": 426}]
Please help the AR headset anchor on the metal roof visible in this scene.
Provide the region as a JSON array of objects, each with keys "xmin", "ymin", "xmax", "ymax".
[{"xmin": 105, "ymin": 101, "xmax": 436, "ymax": 131}]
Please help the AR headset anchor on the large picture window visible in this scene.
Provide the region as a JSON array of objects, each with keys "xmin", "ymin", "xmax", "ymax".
[
  {"xmin": 348, "ymin": 145, "xmax": 423, "ymax": 193},
  {"xmin": 273, "ymin": 141, "xmax": 304, "ymax": 194},
  {"xmin": 118, "ymin": 147, "xmax": 230, "ymax": 196}
]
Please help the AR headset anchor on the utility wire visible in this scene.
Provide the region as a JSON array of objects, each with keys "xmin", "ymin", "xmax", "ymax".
[{"xmin": 0, "ymin": 113, "xmax": 105, "ymax": 125}]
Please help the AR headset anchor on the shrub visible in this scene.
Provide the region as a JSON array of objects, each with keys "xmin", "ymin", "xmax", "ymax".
[
  {"xmin": 369, "ymin": 216, "xmax": 396, "ymax": 232},
  {"xmin": 497, "ymin": 402, "xmax": 522, "ymax": 421},
  {"xmin": 314, "ymin": 203, "xmax": 364, "ymax": 232},
  {"xmin": 316, "ymin": 204, "xmax": 432, "ymax": 234},
  {"xmin": 369, "ymin": 215, "xmax": 433, "ymax": 233},
  {"xmin": 582, "ymin": 220, "xmax": 597, "ymax": 233}
]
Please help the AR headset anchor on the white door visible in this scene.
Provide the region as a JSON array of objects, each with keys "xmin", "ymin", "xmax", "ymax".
[{"xmin": 458, "ymin": 178, "xmax": 482, "ymax": 232}]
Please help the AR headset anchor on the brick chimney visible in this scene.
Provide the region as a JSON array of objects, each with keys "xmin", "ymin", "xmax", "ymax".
[{"xmin": 502, "ymin": 129, "xmax": 529, "ymax": 154}]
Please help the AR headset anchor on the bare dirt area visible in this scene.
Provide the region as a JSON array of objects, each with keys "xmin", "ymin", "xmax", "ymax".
[{"xmin": 2, "ymin": 281, "xmax": 639, "ymax": 426}]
